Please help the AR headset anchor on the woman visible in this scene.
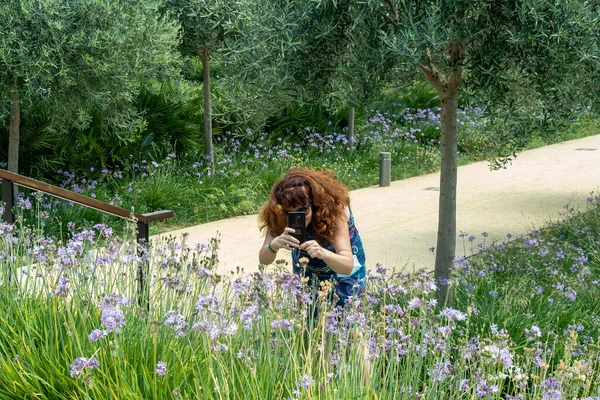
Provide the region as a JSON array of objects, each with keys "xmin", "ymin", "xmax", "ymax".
[{"xmin": 258, "ymin": 168, "xmax": 366, "ymax": 306}]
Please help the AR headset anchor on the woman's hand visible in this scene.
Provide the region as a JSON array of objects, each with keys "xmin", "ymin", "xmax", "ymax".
[
  {"xmin": 299, "ymin": 240, "xmax": 326, "ymax": 259},
  {"xmin": 270, "ymin": 227, "xmax": 300, "ymax": 251}
]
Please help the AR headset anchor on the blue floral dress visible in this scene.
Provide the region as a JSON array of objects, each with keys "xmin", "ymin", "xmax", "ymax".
[{"xmin": 291, "ymin": 210, "xmax": 366, "ymax": 306}]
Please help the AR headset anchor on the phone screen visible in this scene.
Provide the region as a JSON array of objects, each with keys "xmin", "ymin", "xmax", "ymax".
[{"xmin": 287, "ymin": 211, "xmax": 307, "ymax": 244}]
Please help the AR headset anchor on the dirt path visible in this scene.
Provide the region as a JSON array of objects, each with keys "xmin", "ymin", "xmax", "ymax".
[{"xmin": 159, "ymin": 134, "xmax": 600, "ymax": 274}]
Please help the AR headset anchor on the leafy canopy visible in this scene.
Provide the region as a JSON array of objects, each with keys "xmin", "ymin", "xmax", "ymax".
[{"xmin": 0, "ymin": 0, "xmax": 181, "ymax": 142}]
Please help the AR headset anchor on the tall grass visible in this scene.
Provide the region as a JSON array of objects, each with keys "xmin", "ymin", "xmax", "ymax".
[{"xmin": 1, "ymin": 193, "xmax": 599, "ymax": 399}]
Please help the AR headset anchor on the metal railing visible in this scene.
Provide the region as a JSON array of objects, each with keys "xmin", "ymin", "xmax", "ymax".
[{"xmin": 0, "ymin": 169, "xmax": 174, "ymax": 307}]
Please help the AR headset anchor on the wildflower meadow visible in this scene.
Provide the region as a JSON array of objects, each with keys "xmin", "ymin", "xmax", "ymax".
[{"xmin": 1, "ymin": 188, "xmax": 599, "ymax": 399}]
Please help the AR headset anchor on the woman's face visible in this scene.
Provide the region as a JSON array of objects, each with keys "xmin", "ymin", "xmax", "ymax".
[
  {"xmin": 286, "ymin": 203, "xmax": 312, "ymax": 226},
  {"xmin": 280, "ymin": 185, "xmax": 312, "ymax": 226}
]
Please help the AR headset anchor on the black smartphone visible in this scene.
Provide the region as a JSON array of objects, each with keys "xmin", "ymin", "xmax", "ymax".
[{"xmin": 287, "ymin": 211, "xmax": 307, "ymax": 244}]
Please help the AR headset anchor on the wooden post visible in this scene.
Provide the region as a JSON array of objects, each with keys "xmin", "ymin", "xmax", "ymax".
[
  {"xmin": 2, "ymin": 178, "xmax": 15, "ymax": 224},
  {"xmin": 137, "ymin": 221, "xmax": 150, "ymax": 310}
]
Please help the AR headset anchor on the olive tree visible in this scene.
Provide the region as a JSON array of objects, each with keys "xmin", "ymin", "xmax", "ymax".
[
  {"xmin": 280, "ymin": 0, "xmax": 393, "ymax": 150},
  {"xmin": 370, "ymin": 0, "xmax": 599, "ymax": 304},
  {"xmin": 161, "ymin": 0, "xmax": 248, "ymax": 172},
  {"xmin": 0, "ymin": 0, "xmax": 180, "ymax": 173}
]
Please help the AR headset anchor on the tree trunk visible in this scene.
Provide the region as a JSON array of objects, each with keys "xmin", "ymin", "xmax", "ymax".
[
  {"xmin": 201, "ymin": 48, "xmax": 214, "ymax": 174},
  {"xmin": 8, "ymin": 82, "xmax": 21, "ymax": 173},
  {"xmin": 434, "ymin": 92, "xmax": 458, "ymax": 305},
  {"xmin": 419, "ymin": 43, "xmax": 463, "ymax": 307},
  {"xmin": 348, "ymin": 107, "xmax": 355, "ymax": 154}
]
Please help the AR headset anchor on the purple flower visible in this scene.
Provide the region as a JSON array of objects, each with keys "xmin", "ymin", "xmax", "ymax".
[
  {"xmin": 211, "ymin": 343, "xmax": 229, "ymax": 352},
  {"xmin": 500, "ymin": 347, "xmax": 513, "ymax": 369},
  {"xmin": 476, "ymin": 380, "xmax": 499, "ymax": 397},
  {"xmin": 564, "ymin": 289, "xmax": 577, "ymax": 302},
  {"xmin": 428, "ymin": 360, "xmax": 451, "ymax": 382},
  {"xmin": 240, "ymin": 303, "xmax": 261, "ymax": 329},
  {"xmin": 489, "ymin": 290, "xmax": 498, "ymax": 297},
  {"xmin": 439, "ymin": 308, "xmax": 467, "ymax": 321},
  {"xmin": 98, "ymin": 293, "xmax": 132, "ymax": 310},
  {"xmin": 195, "ymin": 295, "xmax": 221, "ymax": 313},
  {"xmin": 93, "ymin": 224, "xmax": 113, "ymax": 238},
  {"xmin": 70, "ymin": 357, "xmax": 100, "ymax": 377},
  {"xmin": 16, "ymin": 197, "xmax": 32, "ymax": 210},
  {"xmin": 271, "ymin": 319, "xmax": 292, "ymax": 331},
  {"xmin": 163, "ymin": 310, "xmax": 189, "ymax": 337},
  {"xmin": 53, "ymin": 276, "xmax": 70, "ymax": 297},
  {"xmin": 88, "ymin": 329, "xmax": 106, "ymax": 342},
  {"xmin": 295, "ymin": 374, "xmax": 315, "ymax": 389},
  {"xmin": 155, "ymin": 361, "xmax": 167, "ymax": 376},
  {"xmin": 541, "ymin": 378, "xmax": 562, "ymax": 400},
  {"xmin": 101, "ymin": 307, "xmax": 126, "ymax": 333},
  {"xmin": 407, "ymin": 297, "xmax": 424, "ymax": 309},
  {"xmin": 525, "ymin": 325, "xmax": 542, "ymax": 341}
]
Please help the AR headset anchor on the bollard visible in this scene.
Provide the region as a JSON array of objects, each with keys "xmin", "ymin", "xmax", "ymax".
[{"xmin": 379, "ymin": 152, "xmax": 391, "ymax": 187}]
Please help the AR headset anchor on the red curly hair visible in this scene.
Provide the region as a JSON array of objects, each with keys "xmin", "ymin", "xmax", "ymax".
[{"xmin": 258, "ymin": 168, "xmax": 349, "ymax": 243}]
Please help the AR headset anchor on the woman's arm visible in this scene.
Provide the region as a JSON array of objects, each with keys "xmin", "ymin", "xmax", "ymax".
[
  {"xmin": 258, "ymin": 227, "xmax": 299, "ymax": 265},
  {"xmin": 299, "ymin": 209, "xmax": 354, "ymax": 275}
]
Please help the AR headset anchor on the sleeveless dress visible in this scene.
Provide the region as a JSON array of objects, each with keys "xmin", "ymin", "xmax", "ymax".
[{"xmin": 291, "ymin": 210, "xmax": 366, "ymax": 306}]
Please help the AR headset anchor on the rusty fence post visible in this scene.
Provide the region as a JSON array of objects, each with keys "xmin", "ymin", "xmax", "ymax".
[
  {"xmin": 2, "ymin": 178, "xmax": 15, "ymax": 224},
  {"xmin": 137, "ymin": 220, "xmax": 150, "ymax": 310}
]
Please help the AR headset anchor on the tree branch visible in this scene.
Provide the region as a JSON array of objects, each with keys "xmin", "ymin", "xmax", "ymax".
[
  {"xmin": 419, "ymin": 54, "xmax": 445, "ymax": 94},
  {"xmin": 382, "ymin": 0, "xmax": 399, "ymax": 24}
]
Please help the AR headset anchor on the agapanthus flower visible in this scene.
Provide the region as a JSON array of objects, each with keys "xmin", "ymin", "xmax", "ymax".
[
  {"xmin": 155, "ymin": 361, "xmax": 167, "ymax": 376},
  {"xmin": 164, "ymin": 310, "xmax": 189, "ymax": 336},
  {"xmin": 429, "ymin": 360, "xmax": 451, "ymax": 382},
  {"xmin": 101, "ymin": 307, "xmax": 126, "ymax": 333},
  {"xmin": 564, "ymin": 289, "xmax": 577, "ymax": 302},
  {"xmin": 525, "ymin": 325, "xmax": 542, "ymax": 341},
  {"xmin": 93, "ymin": 223, "xmax": 113, "ymax": 238},
  {"xmin": 211, "ymin": 343, "xmax": 229, "ymax": 352},
  {"xmin": 70, "ymin": 357, "xmax": 100, "ymax": 378},
  {"xmin": 240, "ymin": 303, "xmax": 261, "ymax": 329},
  {"xmin": 407, "ymin": 297, "xmax": 424, "ymax": 309},
  {"xmin": 88, "ymin": 329, "xmax": 106, "ymax": 342},
  {"xmin": 295, "ymin": 374, "xmax": 315, "ymax": 389},
  {"xmin": 541, "ymin": 378, "xmax": 562, "ymax": 400},
  {"xmin": 53, "ymin": 276, "xmax": 71, "ymax": 297},
  {"xmin": 439, "ymin": 308, "xmax": 467, "ymax": 321},
  {"xmin": 271, "ymin": 319, "xmax": 292, "ymax": 331}
]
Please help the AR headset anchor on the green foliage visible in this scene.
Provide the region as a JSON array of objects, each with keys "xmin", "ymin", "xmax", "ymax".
[
  {"xmin": 0, "ymin": 0, "xmax": 181, "ymax": 172},
  {"xmin": 264, "ymin": 102, "xmax": 336, "ymax": 137},
  {"xmin": 394, "ymin": 81, "xmax": 440, "ymax": 109},
  {"xmin": 135, "ymin": 82, "xmax": 202, "ymax": 159},
  {"xmin": 454, "ymin": 197, "xmax": 600, "ymax": 360},
  {"xmin": 134, "ymin": 172, "xmax": 188, "ymax": 214},
  {"xmin": 161, "ymin": 0, "xmax": 242, "ymax": 56}
]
